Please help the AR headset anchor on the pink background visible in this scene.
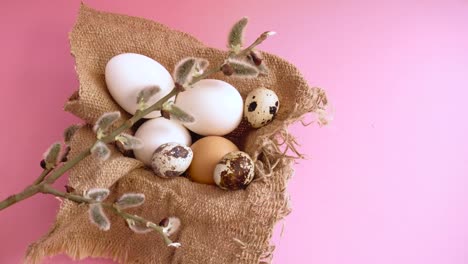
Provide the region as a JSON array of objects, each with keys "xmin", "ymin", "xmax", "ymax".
[{"xmin": 1, "ymin": 0, "xmax": 467, "ymax": 263}]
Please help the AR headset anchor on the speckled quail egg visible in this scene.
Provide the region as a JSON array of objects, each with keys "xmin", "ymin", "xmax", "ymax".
[
  {"xmin": 151, "ymin": 142, "xmax": 193, "ymax": 178},
  {"xmin": 244, "ymin": 88, "xmax": 280, "ymax": 128},
  {"xmin": 213, "ymin": 151, "xmax": 255, "ymax": 190}
]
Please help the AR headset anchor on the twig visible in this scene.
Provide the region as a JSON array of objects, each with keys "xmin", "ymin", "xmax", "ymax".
[
  {"xmin": 0, "ymin": 63, "xmax": 223, "ymax": 210},
  {"xmin": 237, "ymin": 31, "xmax": 275, "ymax": 57},
  {"xmin": 190, "ymin": 67, "xmax": 221, "ymax": 85},
  {"xmin": 108, "ymin": 206, "xmax": 173, "ymax": 245},
  {"xmin": 32, "ymin": 168, "xmax": 53, "ymax": 185},
  {"xmin": 0, "ymin": 185, "xmax": 41, "ymax": 210},
  {"xmin": 39, "ymin": 184, "xmax": 174, "ymax": 245},
  {"xmin": 0, "ymin": 167, "xmax": 54, "ymax": 210},
  {"xmin": 40, "ymin": 184, "xmax": 93, "ymax": 203}
]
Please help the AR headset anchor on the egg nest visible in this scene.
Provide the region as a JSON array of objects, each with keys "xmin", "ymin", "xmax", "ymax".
[{"xmin": 25, "ymin": 4, "xmax": 328, "ymax": 264}]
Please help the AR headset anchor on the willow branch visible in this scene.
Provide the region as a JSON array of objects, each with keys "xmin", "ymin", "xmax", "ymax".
[
  {"xmin": 237, "ymin": 31, "xmax": 276, "ymax": 57},
  {"xmin": 0, "ymin": 21, "xmax": 279, "ymax": 256},
  {"xmin": 190, "ymin": 67, "xmax": 221, "ymax": 85},
  {"xmin": 32, "ymin": 168, "xmax": 52, "ymax": 186},
  {"xmin": 0, "ymin": 65, "xmax": 222, "ymax": 212},
  {"xmin": 40, "ymin": 184, "xmax": 92, "ymax": 203},
  {"xmin": 0, "ymin": 166, "xmax": 55, "ymax": 209},
  {"xmin": 0, "ymin": 28, "xmax": 273, "ymax": 213},
  {"xmin": 0, "ymin": 185, "xmax": 41, "ymax": 210},
  {"xmin": 40, "ymin": 184, "xmax": 173, "ymax": 245},
  {"xmin": 107, "ymin": 205, "xmax": 173, "ymax": 245}
]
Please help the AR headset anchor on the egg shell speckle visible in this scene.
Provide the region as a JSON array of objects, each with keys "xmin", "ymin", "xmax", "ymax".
[
  {"xmin": 244, "ymin": 88, "xmax": 280, "ymax": 128},
  {"xmin": 151, "ymin": 143, "xmax": 193, "ymax": 178},
  {"xmin": 214, "ymin": 151, "xmax": 255, "ymax": 190}
]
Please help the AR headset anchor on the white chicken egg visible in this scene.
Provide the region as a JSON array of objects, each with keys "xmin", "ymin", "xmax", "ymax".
[
  {"xmin": 105, "ymin": 53, "xmax": 174, "ymax": 118},
  {"xmin": 174, "ymin": 79, "xmax": 243, "ymax": 136},
  {"xmin": 134, "ymin": 117, "xmax": 191, "ymax": 166}
]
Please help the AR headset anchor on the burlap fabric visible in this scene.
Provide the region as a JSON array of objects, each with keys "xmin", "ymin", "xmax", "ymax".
[{"xmin": 25, "ymin": 4, "xmax": 327, "ymax": 264}]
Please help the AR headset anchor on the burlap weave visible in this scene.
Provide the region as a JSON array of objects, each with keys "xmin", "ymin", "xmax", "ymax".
[{"xmin": 25, "ymin": 4, "xmax": 327, "ymax": 264}]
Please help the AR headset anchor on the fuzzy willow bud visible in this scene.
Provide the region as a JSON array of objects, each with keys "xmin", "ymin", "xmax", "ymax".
[
  {"xmin": 91, "ymin": 141, "xmax": 111, "ymax": 161},
  {"xmin": 174, "ymin": 57, "xmax": 210, "ymax": 87},
  {"xmin": 159, "ymin": 216, "xmax": 181, "ymax": 236},
  {"xmin": 162, "ymin": 101, "xmax": 195, "ymax": 123},
  {"xmin": 88, "ymin": 204, "xmax": 110, "ymax": 231},
  {"xmin": 93, "ymin": 111, "xmax": 121, "ymax": 139},
  {"xmin": 137, "ymin": 86, "xmax": 161, "ymax": 110},
  {"xmin": 43, "ymin": 142, "xmax": 62, "ymax": 169},
  {"xmin": 115, "ymin": 193, "xmax": 145, "ymax": 209},
  {"xmin": 228, "ymin": 17, "xmax": 248, "ymax": 53},
  {"xmin": 84, "ymin": 188, "xmax": 110, "ymax": 202},
  {"xmin": 115, "ymin": 133, "xmax": 144, "ymax": 150},
  {"xmin": 224, "ymin": 59, "xmax": 259, "ymax": 78},
  {"xmin": 63, "ymin": 124, "xmax": 81, "ymax": 144}
]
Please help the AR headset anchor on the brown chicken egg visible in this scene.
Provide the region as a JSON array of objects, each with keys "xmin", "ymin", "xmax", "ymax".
[
  {"xmin": 187, "ymin": 136, "xmax": 239, "ymax": 185},
  {"xmin": 213, "ymin": 151, "xmax": 255, "ymax": 190}
]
